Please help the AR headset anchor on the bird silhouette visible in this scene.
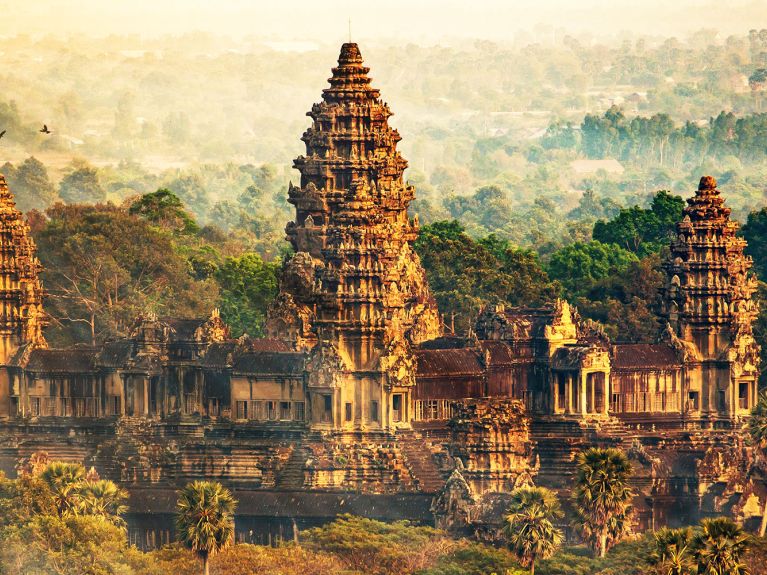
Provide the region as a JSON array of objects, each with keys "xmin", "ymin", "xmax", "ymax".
[
  {"xmin": 0, "ymin": 130, "xmax": 5, "ymax": 140},
  {"xmin": 40, "ymin": 124, "xmax": 51, "ymax": 134}
]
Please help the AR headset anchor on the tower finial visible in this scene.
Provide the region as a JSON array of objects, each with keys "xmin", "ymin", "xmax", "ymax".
[{"xmin": 348, "ymin": 17, "xmax": 352, "ymax": 43}]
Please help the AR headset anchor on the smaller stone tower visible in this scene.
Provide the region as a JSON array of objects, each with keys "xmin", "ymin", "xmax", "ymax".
[
  {"xmin": 0, "ymin": 174, "xmax": 47, "ymax": 363},
  {"xmin": 660, "ymin": 176, "xmax": 759, "ymax": 420}
]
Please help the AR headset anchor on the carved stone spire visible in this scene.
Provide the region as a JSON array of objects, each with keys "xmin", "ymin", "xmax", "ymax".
[
  {"xmin": 267, "ymin": 43, "xmax": 441, "ymax": 430},
  {"xmin": 661, "ymin": 176, "xmax": 758, "ymax": 356},
  {"xmin": 660, "ymin": 176, "xmax": 759, "ymax": 417},
  {"xmin": 0, "ymin": 174, "xmax": 47, "ymax": 362}
]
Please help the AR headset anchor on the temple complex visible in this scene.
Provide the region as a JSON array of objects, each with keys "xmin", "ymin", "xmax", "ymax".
[{"xmin": 0, "ymin": 43, "xmax": 763, "ymax": 546}]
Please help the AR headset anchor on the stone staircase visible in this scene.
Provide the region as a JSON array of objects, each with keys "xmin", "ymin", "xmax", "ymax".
[
  {"xmin": 275, "ymin": 444, "xmax": 309, "ymax": 489},
  {"xmin": 530, "ymin": 416, "xmax": 635, "ymax": 488},
  {"xmin": 398, "ymin": 432, "xmax": 447, "ymax": 493}
]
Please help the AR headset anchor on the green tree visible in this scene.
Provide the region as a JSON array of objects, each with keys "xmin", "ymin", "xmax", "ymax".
[
  {"xmin": 59, "ymin": 163, "xmax": 107, "ymax": 204},
  {"xmin": 1, "ymin": 156, "xmax": 57, "ymax": 212},
  {"xmin": 572, "ymin": 447, "xmax": 634, "ymax": 558},
  {"xmin": 592, "ymin": 190, "xmax": 684, "ymax": 256},
  {"xmin": 39, "ymin": 461, "xmax": 86, "ymax": 517},
  {"xmin": 651, "ymin": 527, "xmax": 695, "ymax": 575},
  {"xmin": 747, "ymin": 391, "xmax": 767, "ymax": 537},
  {"xmin": 415, "ymin": 221, "xmax": 559, "ymax": 333},
  {"xmin": 37, "ymin": 203, "xmax": 218, "ymax": 345},
  {"xmin": 741, "ymin": 208, "xmax": 767, "ymax": 280},
  {"xmin": 503, "ymin": 486, "xmax": 563, "ymax": 575},
  {"xmin": 215, "ymin": 253, "xmax": 280, "ymax": 337},
  {"xmin": 79, "ymin": 479, "xmax": 129, "ymax": 526},
  {"xmin": 303, "ymin": 514, "xmax": 454, "ymax": 575},
  {"xmin": 692, "ymin": 517, "xmax": 750, "ymax": 575},
  {"xmin": 547, "ymin": 240, "xmax": 638, "ymax": 298},
  {"xmin": 129, "ymin": 188, "xmax": 199, "ymax": 234},
  {"xmin": 176, "ymin": 481, "xmax": 237, "ymax": 575},
  {"xmin": 575, "ymin": 253, "xmax": 664, "ymax": 342}
]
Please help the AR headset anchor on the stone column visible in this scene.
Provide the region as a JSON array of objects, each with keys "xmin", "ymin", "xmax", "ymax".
[
  {"xmin": 603, "ymin": 370, "xmax": 611, "ymax": 415},
  {"xmin": 580, "ymin": 372, "xmax": 588, "ymax": 416},
  {"xmin": 551, "ymin": 376, "xmax": 558, "ymax": 414}
]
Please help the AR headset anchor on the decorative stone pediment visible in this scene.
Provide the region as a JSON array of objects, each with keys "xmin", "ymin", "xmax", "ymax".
[
  {"xmin": 265, "ymin": 293, "xmax": 314, "ymax": 349},
  {"xmin": 306, "ymin": 340, "xmax": 348, "ymax": 388},
  {"xmin": 378, "ymin": 332, "xmax": 416, "ymax": 388},
  {"xmin": 195, "ymin": 308, "xmax": 229, "ymax": 343}
]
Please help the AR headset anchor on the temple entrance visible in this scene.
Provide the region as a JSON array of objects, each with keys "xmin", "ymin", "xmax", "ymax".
[
  {"xmin": 321, "ymin": 394, "xmax": 332, "ymax": 423},
  {"xmin": 556, "ymin": 373, "xmax": 566, "ymax": 414},
  {"xmin": 392, "ymin": 394, "xmax": 403, "ymax": 422},
  {"xmin": 584, "ymin": 371, "xmax": 608, "ymax": 415},
  {"xmin": 738, "ymin": 382, "xmax": 749, "ymax": 410}
]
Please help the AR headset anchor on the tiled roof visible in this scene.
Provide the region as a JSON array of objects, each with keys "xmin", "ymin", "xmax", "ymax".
[
  {"xmin": 416, "ymin": 348, "xmax": 483, "ymax": 377},
  {"xmin": 26, "ymin": 348, "xmax": 98, "ymax": 373},
  {"xmin": 612, "ymin": 343, "xmax": 681, "ymax": 369},
  {"xmin": 232, "ymin": 352, "xmax": 305, "ymax": 376},
  {"xmin": 201, "ymin": 342, "xmax": 238, "ymax": 368},
  {"xmin": 95, "ymin": 340, "xmax": 134, "ymax": 368}
]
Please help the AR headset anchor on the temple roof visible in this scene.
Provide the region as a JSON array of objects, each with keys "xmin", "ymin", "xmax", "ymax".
[
  {"xmin": 612, "ymin": 343, "xmax": 681, "ymax": 369},
  {"xmin": 0, "ymin": 174, "xmax": 17, "ymax": 211},
  {"xmin": 231, "ymin": 351, "xmax": 306, "ymax": 376},
  {"xmin": 416, "ymin": 348, "xmax": 483, "ymax": 378},
  {"xmin": 322, "ymin": 42, "xmax": 380, "ymax": 103},
  {"xmin": 95, "ymin": 340, "xmax": 135, "ymax": 368},
  {"xmin": 26, "ymin": 348, "xmax": 99, "ymax": 373}
]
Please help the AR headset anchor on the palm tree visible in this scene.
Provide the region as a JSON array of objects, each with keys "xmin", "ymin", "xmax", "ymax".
[
  {"xmin": 176, "ymin": 481, "xmax": 237, "ymax": 575},
  {"xmin": 79, "ymin": 479, "xmax": 129, "ymax": 525},
  {"xmin": 503, "ymin": 486, "xmax": 563, "ymax": 575},
  {"xmin": 39, "ymin": 461, "xmax": 86, "ymax": 517},
  {"xmin": 747, "ymin": 390, "xmax": 767, "ymax": 537},
  {"xmin": 692, "ymin": 517, "xmax": 750, "ymax": 575},
  {"xmin": 651, "ymin": 527, "xmax": 695, "ymax": 575},
  {"xmin": 572, "ymin": 447, "xmax": 634, "ymax": 558}
]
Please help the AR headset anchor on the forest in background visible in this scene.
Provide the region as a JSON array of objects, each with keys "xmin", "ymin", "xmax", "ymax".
[{"xmin": 2, "ymin": 29, "xmax": 767, "ymax": 359}]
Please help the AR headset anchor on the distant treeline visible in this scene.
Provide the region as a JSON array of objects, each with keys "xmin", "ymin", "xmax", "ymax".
[{"xmin": 542, "ymin": 107, "xmax": 767, "ymax": 167}]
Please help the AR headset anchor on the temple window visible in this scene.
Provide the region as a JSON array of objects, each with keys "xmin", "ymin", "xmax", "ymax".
[
  {"xmin": 392, "ymin": 394, "xmax": 403, "ymax": 422},
  {"xmin": 322, "ymin": 394, "xmax": 332, "ymax": 423},
  {"xmin": 293, "ymin": 401, "xmax": 305, "ymax": 421},
  {"xmin": 249, "ymin": 400, "xmax": 264, "ymax": 420},
  {"xmin": 371, "ymin": 400, "xmax": 379, "ymax": 422},
  {"xmin": 235, "ymin": 400, "xmax": 247, "ymax": 420},
  {"xmin": 267, "ymin": 401, "xmax": 278, "ymax": 420},
  {"xmin": 107, "ymin": 395, "xmax": 121, "ymax": 416},
  {"xmin": 280, "ymin": 401, "xmax": 291, "ymax": 420},
  {"xmin": 738, "ymin": 383, "xmax": 749, "ymax": 410},
  {"xmin": 688, "ymin": 391, "xmax": 700, "ymax": 411},
  {"xmin": 345, "ymin": 402, "xmax": 353, "ymax": 422}
]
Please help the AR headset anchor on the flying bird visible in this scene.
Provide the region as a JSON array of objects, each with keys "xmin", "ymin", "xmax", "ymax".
[
  {"xmin": 0, "ymin": 130, "xmax": 5, "ymax": 139},
  {"xmin": 40, "ymin": 124, "xmax": 51, "ymax": 134}
]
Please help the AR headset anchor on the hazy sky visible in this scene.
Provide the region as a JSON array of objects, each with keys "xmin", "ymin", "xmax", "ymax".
[{"xmin": 5, "ymin": 0, "xmax": 767, "ymax": 43}]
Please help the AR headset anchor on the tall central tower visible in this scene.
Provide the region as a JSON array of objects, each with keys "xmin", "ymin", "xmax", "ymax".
[{"xmin": 267, "ymin": 43, "xmax": 441, "ymax": 431}]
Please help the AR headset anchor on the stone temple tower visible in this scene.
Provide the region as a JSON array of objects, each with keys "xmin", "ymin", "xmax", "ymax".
[
  {"xmin": 660, "ymin": 176, "xmax": 759, "ymax": 421},
  {"xmin": 267, "ymin": 43, "xmax": 441, "ymax": 431},
  {"xmin": 0, "ymin": 174, "xmax": 46, "ymax": 364}
]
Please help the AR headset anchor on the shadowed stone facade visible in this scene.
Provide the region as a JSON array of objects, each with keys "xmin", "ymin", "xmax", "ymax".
[{"xmin": 0, "ymin": 44, "xmax": 763, "ymax": 547}]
